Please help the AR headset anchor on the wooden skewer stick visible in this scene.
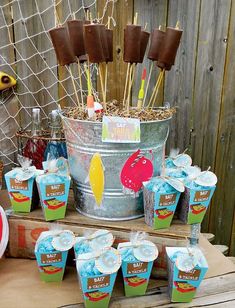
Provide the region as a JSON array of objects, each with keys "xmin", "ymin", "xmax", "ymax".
[
  {"xmin": 126, "ymin": 64, "xmax": 133, "ymax": 112},
  {"xmin": 71, "ymin": 12, "xmax": 84, "ymax": 109},
  {"xmin": 125, "ymin": 12, "xmax": 138, "ymax": 110},
  {"xmin": 54, "ymin": 3, "xmax": 80, "ymax": 107},
  {"xmin": 68, "ymin": 67, "xmax": 81, "ymax": 107},
  {"xmin": 123, "ymin": 62, "xmax": 130, "ymax": 106},
  {"xmin": 99, "ymin": 64, "xmax": 106, "ymax": 110},
  {"xmin": 161, "ymin": 145, "xmax": 166, "ymax": 177},
  {"xmin": 134, "ymin": 12, "xmax": 138, "ymax": 25},
  {"xmin": 126, "ymin": 64, "xmax": 136, "ymax": 112},
  {"xmin": 77, "ymin": 61, "xmax": 84, "ymax": 109},
  {"xmin": 176, "ymin": 20, "xmax": 180, "ymax": 29},
  {"xmin": 144, "ymin": 25, "xmax": 162, "ymax": 108},
  {"xmin": 151, "ymin": 69, "xmax": 165, "ymax": 109},
  {"xmin": 150, "ymin": 70, "xmax": 164, "ymax": 109},
  {"xmin": 54, "ymin": 0, "xmax": 60, "ymax": 27},
  {"xmin": 142, "ymin": 62, "xmax": 153, "ymax": 107},
  {"xmin": 147, "ymin": 70, "xmax": 162, "ymax": 108},
  {"xmin": 104, "ymin": 17, "xmax": 111, "ymax": 106},
  {"xmin": 104, "ymin": 63, "xmax": 108, "ymax": 105}
]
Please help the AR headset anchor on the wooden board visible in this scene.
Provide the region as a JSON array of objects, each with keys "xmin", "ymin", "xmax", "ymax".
[
  {"xmin": 12, "ymin": 1, "xmax": 48, "ymax": 126},
  {"xmin": 132, "ymin": 0, "xmax": 168, "ymax": 107},
  {"xmin": 98, "ymin": 0, "xmax": 134, "ymax": 103},
  {"xmin": 190, "ymin": 0, "xmax": 232, "ymax": 233},
  {"xmin": 165, "ymin": 0, "xmax": 200, "ymax": 152},
  {"xmin": 5, "ymin": 186, "xmax": 189, "ymax": 278},
  {"xmin": 231, "ymin": 212, "xmax": 235, "ymax": 256},
  {"xmin": 0, "ymin": 252, "xmax": 235, "ymax": 308},
  {"xmin": 208, "ymin": 0, "xmax": 235, "ymax": 254},
  {"xmin": 0, "ymin": 1, "xmax": 19, "ymax": 169}
]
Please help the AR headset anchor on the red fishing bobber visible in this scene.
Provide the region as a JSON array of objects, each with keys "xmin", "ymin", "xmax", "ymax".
[{"xmin": 94, "ymin": 102, "xmax": 103, "ymax": 113}]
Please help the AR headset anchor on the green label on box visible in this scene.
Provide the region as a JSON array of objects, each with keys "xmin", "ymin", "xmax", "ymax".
[
  {"xmin": 102, "ymin": 116, "xmax": 140, "ymax": 143},
  {"xmin": 159, "ymin": 193, "xmax": 177, "ymax": 206},
  {"xmin": 194, "ymin": 190, "xmax": 210, "ymax": 202},
  {"xmin": 87, "ymin": 275, "xmax": 110, "ymax": 290},
  {"xmin": 10, "ymin": 178, "xmax": 28, "ymax": 190},
  {"xmin": 127, "ymin": 262, "xmax": 148, "ymax": 274},
  {"xmin": 41, "ymin": 252, "xmax": 62, "ymax": 264},
  {"xmin": 46, "ymin": 184, "xmax": 65, "ymax": 197}
]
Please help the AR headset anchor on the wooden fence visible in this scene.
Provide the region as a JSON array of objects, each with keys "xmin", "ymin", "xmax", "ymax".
[
  {"xmin": 102, "ymin": 0, "xmax": 235, "ymax": 255},
  {"xmin": 0, "ymin": 0, "xmax": 234, "ymax": 255}
]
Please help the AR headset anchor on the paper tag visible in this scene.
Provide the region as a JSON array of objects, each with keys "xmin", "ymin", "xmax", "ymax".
[
  {"xmin": 133, "ymin": 240, "xmax": 158, "ymax": 262},
  {"xmin": 175, "ymin": 252, "xmax": 198, "ymax": 272},
  {"xmin": 95, "ymin": 247, "xmax": 121, "ymax": 274},
  {"xmin": 194, "ymin": 190, "xmax": 210, "ymax": 202},
  {"xmin": 52, "ymin": 230, "xmax": 75, "ymax": 251},
  {"xmin": 46, "ymin": 184, "xmax": 65, "ymax": 197},
  {"xmin": 178, "ymin": 269, "xmax": 201, "ymax": 281},
  {"xmin": 87, "ymin": 275, "xmax": 110, "ymax": 290},
  {"xmin": 160, "ymin": 193, "xmax": 176, "ymax": 206},
  {"xmin": 102, "ymin": 116, "xmax": 140, "ymax": 143},
  {"xmin": 10, "ymin": 178, "xmax": 28, "ymax": 191},
  {"xmin": 90, "ymin": 230, "xmax": 114, "ymax": 251},
  {"xmin": 173, "ymin": 154, "xmax": 192, "ymax": 167},
  {"xmin": 127, "ymin": 262, "xmax": 148, "ymax": 274},
  {"xmin": 41, "ymin": 252, "xmax": 62, "ymax": 264}
]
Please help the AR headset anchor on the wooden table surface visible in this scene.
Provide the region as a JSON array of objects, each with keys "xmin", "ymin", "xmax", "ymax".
[{"xmin": 0, "ymin": 256, "xmax": 234, "ymax": 308}]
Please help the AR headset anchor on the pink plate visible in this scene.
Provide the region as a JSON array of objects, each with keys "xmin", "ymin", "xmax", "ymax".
[{"xmin": 0, "ymin": 206, "xmax": 9, "ymax": 258}]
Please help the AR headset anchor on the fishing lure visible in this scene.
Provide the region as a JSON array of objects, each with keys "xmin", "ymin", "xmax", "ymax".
[
  {"xmin": 120, "ymin": 149, "xmax": 153, "ymax": 193},
  {"xmin": 89, "ymin": 153, "xmax": 105, "ymax": 206},
  {"xmin": 137, "ymin": 67, "xmax": 147, "ymax": 109},
  {"xmin": 0, "ymin": 71, "xmax": 16, "ymax": 91}
]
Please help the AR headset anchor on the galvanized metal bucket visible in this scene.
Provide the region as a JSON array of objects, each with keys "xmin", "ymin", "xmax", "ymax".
[{"xmin": 62, "ymin": 115, "xmax": 171, "ymax": 221}]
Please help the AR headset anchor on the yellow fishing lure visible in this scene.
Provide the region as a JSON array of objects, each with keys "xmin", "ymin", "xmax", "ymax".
[
  {"xmin": 89, "ymin": 153, "xmax": 104, "ymax": 206},
  {"xmin": 0, "ymin": 72, "xmax": 16, "ymax": 91}
]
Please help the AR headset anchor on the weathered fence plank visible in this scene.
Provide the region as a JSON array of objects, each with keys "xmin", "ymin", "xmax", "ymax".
[
  {"xmin": 33, "ymin": 0, "xmax": 58, "ymax": 115},
  {"xmin": 0, "ymin": 0, "xmax": 19, "ymax": 169},
  {"xmin": 231, "ymin": 213, "xmax": 235, "ymax": 256},
  {"xmin": 164, "ymin": 0, "xmax": 200, "ymax": 153},
  {"xmin": 191, "ymin": 0, "xmax": 231, "ymax": 168},
  {"xmin": 190, "ymin": 0, "xmax": 231, "ymax": 231},
  {"xmin": 97, "ymin": 0, "xmax": 133, "ymax": 103},
  {"xmin": 208, "ymin": 0, "xmax": 235, "ymax": 254},
  {"xmin": 0, "ymin": 0, "xmax": 235, "ymax": 255},
  {"xmin": 12, "ymin": 0, "xmax": 48, "ymax": 126},
  {"xmin": 132, "ymin": 0, "xmax": 168, "ymax": 106}
]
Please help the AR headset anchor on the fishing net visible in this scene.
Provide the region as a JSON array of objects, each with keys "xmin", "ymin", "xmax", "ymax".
[{"xmin": 0, "ymin": 0, "xmax": 116, "ymax": 169}]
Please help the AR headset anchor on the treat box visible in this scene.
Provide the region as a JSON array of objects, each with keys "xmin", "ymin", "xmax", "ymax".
[
  {"xmin": 166, "ymin": 247, "xmax": 208, "ymax": 302},
  {"xmin": 5, "ymin": 170, "xmax": 39, "ymax": 213},
  {"xmin": 35, "ymin": 249, "xmax": 68, "ymax": 282},
  {"xmin": 77, "ymin": 268, "xmax": 117, "ymax": 308},
  {"xmin": 143, "ymin": 184, "xmax": 181, "ymax": 229},
  {"xmin": 3, "ymin": 189, "xmax": 190, "ymax": 278},
  {"xmin": 178, "ymin": 185, "xmax": 216, "ymax": 224},
  {"xmin": 36, "ymin": 175, "xmax": 70, "ymax": 221},
  {"xmin": 121, "ymin": 259, "xmax": 153, "ymax": 297}
]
